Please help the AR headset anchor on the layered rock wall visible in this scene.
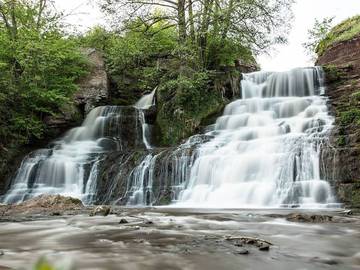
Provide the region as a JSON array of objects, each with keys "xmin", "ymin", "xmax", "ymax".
[{"xmin": 318, "ymin": 35, "xmax": 360, "ymax": 209}]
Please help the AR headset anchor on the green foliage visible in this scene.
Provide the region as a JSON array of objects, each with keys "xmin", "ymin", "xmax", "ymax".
[
  {"xmin": 317, "ymin": 15, "xmax": 360, "ymax": 56},
  {"xmin": 0, "ymin": 1, "xmax": 89, "ymax": 147},
  {"xmin": 339, "ymin": 108, "xmax": 360, "ymax": 126},
  {"xmin": 34, "ymin": 258, "xmax": 57, "ymax": 270},
  {"xmin": 157, "ymin": 72, "xmax": 223, "ymax": 145},
  {"xmin": 206, "ymin": 36, "xmax": 257, "ymax": 68},
  {"xmin": 337, "ymin": 135, "xmax": 346, "ymax": 147},
  {"xmin": 303, "ymin": 17, "xmax": 334, "ymax": 59}
]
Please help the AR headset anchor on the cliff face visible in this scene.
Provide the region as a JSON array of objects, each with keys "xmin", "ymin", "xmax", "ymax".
[{"xmin": 317, "ymin": 34, "xmax": 360, "ymax": 209}]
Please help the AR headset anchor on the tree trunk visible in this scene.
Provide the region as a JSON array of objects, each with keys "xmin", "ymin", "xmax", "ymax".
[
  {"xmin": 188, "ymin": 0, "xmax": 195, "ymax": 43},
  {"xmin": 177, "ymin": 0, "xmax": 187, "ymax": 43}
]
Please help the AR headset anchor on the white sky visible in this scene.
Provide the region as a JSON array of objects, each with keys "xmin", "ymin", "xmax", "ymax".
[{"xmin": 55, "ymin": 0, "xmax": 360, "ymax": 71}]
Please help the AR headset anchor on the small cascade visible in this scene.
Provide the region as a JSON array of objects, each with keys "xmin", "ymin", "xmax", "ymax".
[
  {"xmin": 135, "ymin": 88, "xmax": 157, "ymax": 149},
  {"xmin": 175, "ymin": 67, "xmax": 337, "ymax": 208},
  {"xmin": 3, "ymin": 106, "xmax": 147, "ymax": 204}
]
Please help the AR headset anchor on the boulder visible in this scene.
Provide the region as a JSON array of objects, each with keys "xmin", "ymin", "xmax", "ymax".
[{"xmin": 90, "ymin": 205, "xmax": 111, "ymax": 216}]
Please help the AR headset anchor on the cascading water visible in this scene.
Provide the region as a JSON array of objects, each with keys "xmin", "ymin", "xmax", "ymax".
[
  {"xmin": 3, "ymin": 106, "xmax": 147, "ymax": 204},
  {"xmin": 3, "ymin": 67, "xmax": 338, "ymax": 209},
  {"xmin": 135, "ymin": 88, "xmax": 157, "ymax": 149},
  {"xmin": 176, "ymin": 67, "xmax": 337, "ymax": 208}
]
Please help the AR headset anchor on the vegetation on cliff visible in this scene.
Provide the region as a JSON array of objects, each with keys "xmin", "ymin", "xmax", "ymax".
[
  {"xmin": 305, "ymin": 15, "xmax": 360, "ymax": 58},
  {"xmin": 0, "ymin": 1, "xmax": 89, "ymax": 149}
]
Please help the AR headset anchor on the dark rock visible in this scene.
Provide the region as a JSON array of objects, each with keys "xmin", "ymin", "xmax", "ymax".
[
  {"xmin": 0, "ymin": 250, "xmax": 4, "ymax": 256},
  {"xmin": 90, "ymin": 205, "xmax": 111, "ymax": 216},
  {"xmin": 144, "ymin": 220, "xmax": 154, "ymax": 225},
  {"xmin": 119, "ymin": 218, "xmax": 129, "ymax": 224},
  {"xmin": 235, "ymin": 249, "xmax": 249, "ymax": 255},
  {"xmin": 259, "ymin": 244, "xmax": 270, "ymax": 251}
]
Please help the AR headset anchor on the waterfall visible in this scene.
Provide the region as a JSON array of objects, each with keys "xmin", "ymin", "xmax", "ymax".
[
  {"xmin": 135, "ymin": 88, "xmax": 156, "ymax": 109},
  {"xmin": 3, "ymin": 67, "xmax": 338, "ymax": 209},
  {"xmin": 2, "ymin": 106, "xmax": 147, "ymax": 204},
  {"xmin": 175, "ymin": 67, "xmax": 337, "ymax": 208},
  {"xmin": 135, "ymin": 88, "xmax": 157, "ymax": 149}
]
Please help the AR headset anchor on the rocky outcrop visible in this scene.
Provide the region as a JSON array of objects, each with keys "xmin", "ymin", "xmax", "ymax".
[
  {"xmin": 318, "ymin": 34, "xmax": 360, "ymax": 209},
  {"xmin": 317, "ymin": 35, "xmax": 360, "ymax": 70},
  {"xmin": 76, "ymin": 48, "xmax": 109, "ymax": 113}
]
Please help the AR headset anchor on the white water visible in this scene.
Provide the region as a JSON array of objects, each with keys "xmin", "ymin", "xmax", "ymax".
[
  {"xmin": 176, "ymin": 67, "xmax": 337, "ymax": 208},
  {"xmin": 135, "ymin": 88, "xmax": 157, "ymax": 149},
  {"xmin": 3, "ymin": 106, "xmax": 147, "ymax": 204},
  {"xmin": 135, "ymin": 88, "xmax": 156, "ymax": 109}
]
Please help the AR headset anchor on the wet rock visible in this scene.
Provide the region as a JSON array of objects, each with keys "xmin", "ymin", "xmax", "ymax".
[
  {"xmin": 144, "ymin": 220, "xmax": 154, "ymax": 225},
  {"xmin": 90, "ymin": 206, "xmax": 111, "ymax": 216},
  {"xmin": 50, "ymin": 211, "xmax": 61, "ymax": 216},
  {"xmin": 310, "ymin": 257, "xmax": 339, "ymax": 265},
  {"xmin": 0, "ymin": 250, "xmax": 4, "ymax": 256},
  {"xmin": 235, "ymin": 249, "xmax": 249, "ymax": 255},
  {"xmin": 119, "ymin": 218, "xmax": 129, "ymax": 224},
  {"xmin": 258, "ymin": 244, "xmax": 270, "ymax": 251},
  {"xmin": 286, "ymin": 213, "xmax": 333, "ymax": 223}
]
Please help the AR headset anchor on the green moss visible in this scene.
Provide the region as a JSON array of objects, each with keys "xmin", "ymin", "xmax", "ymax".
[
  {"xmin": 351, "ymin": 91, "xmax": 360, "ymax": 100},
  {"xmin": 156, "ymin": 72, "xmax": 224, "ymax": 145},
  {"xmin": 339, "ymin": 108, "xmax": 360, "ymax": 126},
  {"xmin": 337, "ymin": 135, "xmax": 346, "ymax": 147},
  {"xmin": 322, "ymin": 65, "xmax": 346, "ymax": 82},
  {"xmin": 317, "ymin": 15, "xmax": 360, "ymax": 56}
]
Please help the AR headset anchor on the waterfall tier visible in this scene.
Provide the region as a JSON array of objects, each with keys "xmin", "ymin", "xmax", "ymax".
[{"xmin": 3, "ymin": 106, "xmax": 152, "ymax": 204}]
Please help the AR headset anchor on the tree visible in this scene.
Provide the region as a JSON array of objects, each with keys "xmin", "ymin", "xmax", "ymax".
[
  {"xmin": 100, "ymin": 0, "xmax": 294, "ymax": 69},
  {"xmin": 0, "ymin": 0, "xmax": 88, "ymax": 146},
  {"xmin": 303, "ymin": 17, "xmax": 335, "ymax": 60}
]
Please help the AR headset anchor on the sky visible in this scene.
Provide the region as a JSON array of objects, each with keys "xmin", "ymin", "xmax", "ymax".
[{"xmin": 55, "ymin": 0, "xmax": 360, "ymax": 71}]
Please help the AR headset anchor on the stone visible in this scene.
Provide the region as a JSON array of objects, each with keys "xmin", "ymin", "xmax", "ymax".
[
  {"xmin": 286, "ymin": 213, "xmax": 333, "ymax": 223},
  {"xmin": 0, "ymin": 250, "xmax": 4, "ymax": 256},
  {"xmin": 18, "ymin": 194, "xmax": 83, "ymax": 210},
  {"xmin": 91, "ymin": 206, "xmax": 111, "ymax": 216},
  {"xmin": 144, "ymin": 220, "xmax": 154, "ymax": 225},
  {"xmin": 235, "ymin": 249, "xmax": 249, "ymax": 255},
  {"xmin": 259, "ymin": 244, "xmax": 270, "ymax": 251},
  {"xmin": 119, "ymin": 218, "xmax": 129, "ymax": 224},
  {"xmin": 76, "ymin": 48, "xmax": 109, "ymax": 114}
]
